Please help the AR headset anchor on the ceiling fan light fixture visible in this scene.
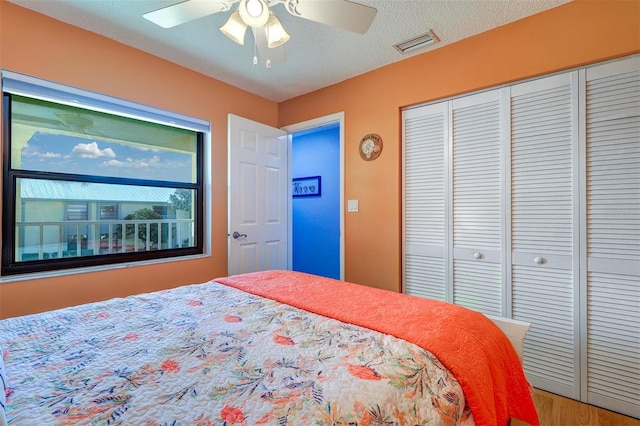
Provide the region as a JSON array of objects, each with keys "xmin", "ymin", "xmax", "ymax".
[
  {"xmin": 265, "ymin": 13, "xmax": 290, "ymax": 48},
  {"xmin": 220, "ymin": 11, "xmax": 247, "ymax": 45},
  {"xmin": 238, "ymin": 0, "xmax": 269, "ymax": 28}
]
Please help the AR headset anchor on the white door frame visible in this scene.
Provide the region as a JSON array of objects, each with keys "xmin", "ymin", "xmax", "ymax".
[{"xmin": 282, "ymin": 112, "xmax": 345, "ymax": 281}]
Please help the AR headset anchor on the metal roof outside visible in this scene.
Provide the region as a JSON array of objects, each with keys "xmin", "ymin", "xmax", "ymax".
[{"xmin": 20, "ymin": 179, "xmax": 175, "ymax": 203}]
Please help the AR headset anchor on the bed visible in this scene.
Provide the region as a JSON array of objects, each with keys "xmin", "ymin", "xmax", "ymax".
[{"xmin": 0, "ymin": 270, "xmax": 538, "ymax": 426}]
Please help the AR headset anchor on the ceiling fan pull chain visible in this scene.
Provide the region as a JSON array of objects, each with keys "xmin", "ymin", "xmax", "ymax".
[
  {"xmin": 264, "ymin": 21, "xmax": 271, "ymax": 68},
  {"xmin": 253, "ymin": 38, "xmax": 258, "ymax": 65}
]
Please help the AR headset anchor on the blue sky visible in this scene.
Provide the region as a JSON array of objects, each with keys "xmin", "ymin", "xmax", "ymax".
[{"xmin": 20, "ymin": 132, "xmax": 194, "ymax": 183}]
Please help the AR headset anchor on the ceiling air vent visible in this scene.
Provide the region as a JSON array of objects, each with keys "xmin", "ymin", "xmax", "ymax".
[{"xmin": 393, "ymin": 30, "xmax": 439, "ymax": 54}]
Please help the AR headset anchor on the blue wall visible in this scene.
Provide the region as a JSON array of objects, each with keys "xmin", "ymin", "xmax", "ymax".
[{"xmin": 292, "ymin": 124, "xmax": 340, "ymax": 279}]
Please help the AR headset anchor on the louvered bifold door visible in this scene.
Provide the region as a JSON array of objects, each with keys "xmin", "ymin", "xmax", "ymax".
[
  {"xmin": 402, "ymin": 103, "xmax": 448, "ymax": 301},
  {"xmin": 451, "ymin": 89, "xmax": 504, "ymax": 315},
  {"xmin": 510, "ymin": 73, "xmax": 580, "ymax": 399},
  {"xmin": 583, "ymin": 56, "xmax": 640, "ymax": 419}
]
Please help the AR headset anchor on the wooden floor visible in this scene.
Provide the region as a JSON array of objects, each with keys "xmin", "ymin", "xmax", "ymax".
[{"xmin": 511, "ymin": 389, "xmax": 639, "ymax": 426}]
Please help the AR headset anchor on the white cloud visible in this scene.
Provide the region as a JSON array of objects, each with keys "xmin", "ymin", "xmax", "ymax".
[
  {"xmin": 132, "ymin": 146, "xmax": 160, "ymax": 152},
  {"xmin": 102, "ymin": 159, "xmax": 125, "ymax": 167},
  {"xmin": 21, "ymin": 143, "xmax": 40, "ymax": 157},
  {"xmin": 101, "ymin": 158, "xmax": 150, "ymax": 169},
  {"xmin": 21, "ymin": 143, "xmax": 62, "ymax": 159},
  {"xmin": 29, "ymin": 151, "xmax": 62, "ymax": 159},
  {"xmin": 71, "ymin": 142, "xmax": 116, "ymax": 158},
  {"xmin": 41, "ymin": 152, "xmax": 62, "ymax": 158}
]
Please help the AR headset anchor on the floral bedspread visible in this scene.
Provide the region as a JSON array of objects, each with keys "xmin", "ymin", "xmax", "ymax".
[{"xmin": 0, "ymin": 280, "xmax": 474, "ymax": 425}]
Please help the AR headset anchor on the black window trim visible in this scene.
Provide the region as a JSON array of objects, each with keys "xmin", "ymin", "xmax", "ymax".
[{"xmin": 1, "ymin": 87, "xmax": 206, "ymax": 276}]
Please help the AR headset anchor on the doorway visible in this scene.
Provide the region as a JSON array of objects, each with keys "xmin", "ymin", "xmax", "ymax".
[{"xmin": 283, "ymin": 113, "xmax": 344, "ymax": 280}]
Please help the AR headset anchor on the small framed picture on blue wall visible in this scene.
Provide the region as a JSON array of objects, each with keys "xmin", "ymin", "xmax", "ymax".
[{"xmin": 293, "ymin": 176, "xmax": 321, "ymax": 197}]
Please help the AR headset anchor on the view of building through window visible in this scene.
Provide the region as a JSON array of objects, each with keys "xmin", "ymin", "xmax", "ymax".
[{"xmin": 17, "ymin": 178, "xmax": 195, "ymax": 260}]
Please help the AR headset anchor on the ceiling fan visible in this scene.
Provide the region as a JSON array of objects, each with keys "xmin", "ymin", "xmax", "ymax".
[{"xmin": 143, "ymin": 0, "xmax": 378, "ymax": 67}]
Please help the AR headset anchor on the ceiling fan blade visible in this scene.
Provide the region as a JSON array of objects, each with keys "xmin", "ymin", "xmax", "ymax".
[
  {"xmin": 253, "ymin": 28, "xmax": 287, "ymax": 65},
  {"xmin": 286, "ymin": 0, "xmax": 377, "ymax": 34},
  {"xmin": 143, "ymin": 0, "xmax": 230, "ymax": 28}
]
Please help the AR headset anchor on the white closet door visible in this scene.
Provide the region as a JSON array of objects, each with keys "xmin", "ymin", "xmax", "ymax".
[
  {"xmin": 450, "ymin": 89, "xmax": 505, "ymax": 315},
  {"xmin": 583, "ymin": 57, "xmax": 640, "ymax": 418},
  {"xmin": 510, "ymin": 72, "xmax": 580, "ymax": 399},
  {"xmin": 402, "ymin": 103, "xmax": 448, "ymax": 301},
  {"xmin": 401, "ymin": 55, "xmax": 639, "ymax": 417}
]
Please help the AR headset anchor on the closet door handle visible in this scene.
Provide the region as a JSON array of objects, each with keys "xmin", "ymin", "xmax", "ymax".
[
  {"xmin": 534, "ymin": 256, "xmax": 544, "ymax": 265},
  {"xmin": 473, "ymin": 252, "xmax": 482, "ymax": 259}
]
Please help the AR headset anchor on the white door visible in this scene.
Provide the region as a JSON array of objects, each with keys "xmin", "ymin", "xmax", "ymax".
[
  {"xmin": 402, "ymin": 102, "xmax": 449, "ymax": 301},
  {"xmin": 450, "ymin": 89, "xmax": 505, "ymax": 316},
  {"xmin": 510, "ymin": 72, "xmax": 580, "ymax": 400},
  {"xmin": 228, "ymin": 114, "xmax": 288, "ymax": 275},
  {"xmin": 583, "ymin": 57, "xmax": 640, "ymax": 418}
]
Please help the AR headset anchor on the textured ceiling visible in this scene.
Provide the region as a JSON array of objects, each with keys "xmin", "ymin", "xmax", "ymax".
[{"xmin": 8, "ymin": 0, "xmax": 571, "ymax": 102}]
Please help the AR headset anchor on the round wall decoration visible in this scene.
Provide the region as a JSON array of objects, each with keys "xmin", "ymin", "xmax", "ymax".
[{"xmin": 359, "ymin": 133, "xmax": 383, "ymax": 161}]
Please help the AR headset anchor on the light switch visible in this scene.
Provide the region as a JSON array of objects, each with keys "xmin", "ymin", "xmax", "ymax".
[{"xmin": 347, "ymin": 199, "xmax": 359, "ymax": 212}]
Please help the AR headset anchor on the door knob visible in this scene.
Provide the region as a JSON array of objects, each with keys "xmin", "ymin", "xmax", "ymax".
[{"xmin": 232, "ymin": 231, "xmax": 247, "ymax": 239}]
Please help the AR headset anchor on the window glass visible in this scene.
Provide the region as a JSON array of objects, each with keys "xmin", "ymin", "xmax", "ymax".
[
  {"xmin": 15, "ymin": 178, "xmax": 196, "ymax": 261},
  {"xmin": 11, "ymin": 96, "xmax": 197, "ymax": 183},
  {"xmin": 99, "ymin": 205, "xmax": 118, "ymax": 220},
  {"xmin": 66, "ymin": 203, "xmax": 88, "ymax": 220},
  {"xmin": 3, "ymin": 90, "xmax": 204, "ymax": 276}
]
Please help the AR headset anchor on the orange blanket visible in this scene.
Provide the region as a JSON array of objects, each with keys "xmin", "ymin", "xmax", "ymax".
[{"xmin": 215, "ymin": 270, "xmax": 539, "ymax": 426}]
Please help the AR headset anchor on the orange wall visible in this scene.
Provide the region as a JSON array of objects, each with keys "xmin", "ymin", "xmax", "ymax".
[
  {"xmin": 278, "ymin": 0, "xmax": 640, "ymax": 293},
  {"xmin": 0, "ymin": 0, "xmax": 279, "ymax": 318}
]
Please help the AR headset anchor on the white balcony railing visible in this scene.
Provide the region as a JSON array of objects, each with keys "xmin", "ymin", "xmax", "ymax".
[{"xmin": 16, "ymin": 218, "xmax": 195, "ymax": 261}]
